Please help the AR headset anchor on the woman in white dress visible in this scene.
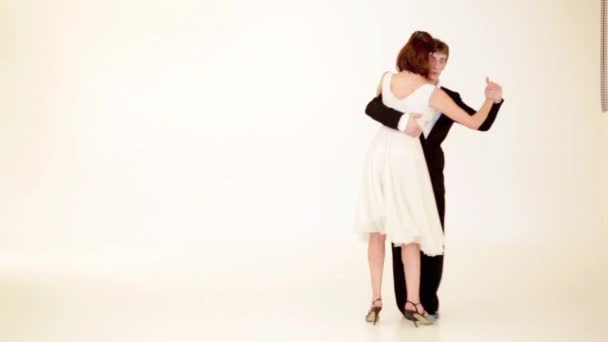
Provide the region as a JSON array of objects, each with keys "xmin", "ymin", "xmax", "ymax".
[{"xmin": 354, "ymin": 31, "xmax": 496, "ymax": 326}]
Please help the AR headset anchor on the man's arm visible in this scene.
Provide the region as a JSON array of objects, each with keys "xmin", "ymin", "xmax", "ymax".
[
  {"xmin": 364, "ymin": 94, "xmax": 404, "ymax": 130},
  {"xmin": 364, "ymin": 90, "xmax": 504, "ymax": 134}
]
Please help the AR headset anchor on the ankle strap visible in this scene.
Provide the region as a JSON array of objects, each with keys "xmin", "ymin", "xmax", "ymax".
[{"xmin": 406, "ymin": 301, "xmax": 425, "ymax": 314}]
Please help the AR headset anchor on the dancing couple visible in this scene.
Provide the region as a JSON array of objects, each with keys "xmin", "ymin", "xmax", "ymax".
[{"xmin": 354, "ymin": 31, "xmax": 504, "ymax": 326}]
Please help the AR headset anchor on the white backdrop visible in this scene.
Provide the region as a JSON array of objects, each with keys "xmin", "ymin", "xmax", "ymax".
[{"xmin": 1, "ymin": 0, "xmax": 606, "ymax": 257}]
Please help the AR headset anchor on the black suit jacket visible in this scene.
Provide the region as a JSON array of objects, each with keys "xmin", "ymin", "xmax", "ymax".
[{"xmin": 364, "ymin": 87, "xmax": 504, "ymax": 225}]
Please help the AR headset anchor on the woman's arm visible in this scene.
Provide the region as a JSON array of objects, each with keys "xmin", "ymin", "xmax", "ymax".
[
  {"xmin": 449, "ymin": 91, "xmax": 504, "ymax": 131},
  {"xmin": 429, "ymin": 88, "xmax": 493, "ymax": 130}
]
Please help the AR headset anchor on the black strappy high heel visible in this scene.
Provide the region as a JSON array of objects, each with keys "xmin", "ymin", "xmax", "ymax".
[
  {"xmin": 365, "ymin": 298, "xmax": 382, "ymax": 325},
  {"xmin": 403, "ymin": 300, "xmax": 436, "ymax": 327}
]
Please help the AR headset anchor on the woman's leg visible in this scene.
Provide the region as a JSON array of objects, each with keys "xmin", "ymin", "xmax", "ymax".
[{"xmin": 368, "ymin": 232, "xmax": 386, "ymax": 305}]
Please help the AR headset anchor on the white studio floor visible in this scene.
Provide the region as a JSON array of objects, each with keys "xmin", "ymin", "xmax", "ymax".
[{"xmin": 1, "ymin": 239, "xmax": 607, "ymax": 342}]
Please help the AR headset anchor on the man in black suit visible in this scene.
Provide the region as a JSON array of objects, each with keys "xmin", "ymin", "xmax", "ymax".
[{"xmin": 365, "ymin": 38, "xmax": 504, "ymax": 318}]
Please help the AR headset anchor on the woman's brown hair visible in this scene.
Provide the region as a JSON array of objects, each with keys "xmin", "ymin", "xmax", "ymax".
[{"xmin": 396, "ymin": 31, "xmax": 434, "ymax": 77}]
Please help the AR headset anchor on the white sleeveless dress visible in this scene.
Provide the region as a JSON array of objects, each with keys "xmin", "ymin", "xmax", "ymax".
[{"xmin": 353, "ymin": 72, "xmax": 444, "ymax": 256}]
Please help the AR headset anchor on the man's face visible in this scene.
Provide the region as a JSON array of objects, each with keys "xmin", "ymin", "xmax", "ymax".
[{"xmin": 429, "ymin": 52, "xmax": 448, "ymax": 83}]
